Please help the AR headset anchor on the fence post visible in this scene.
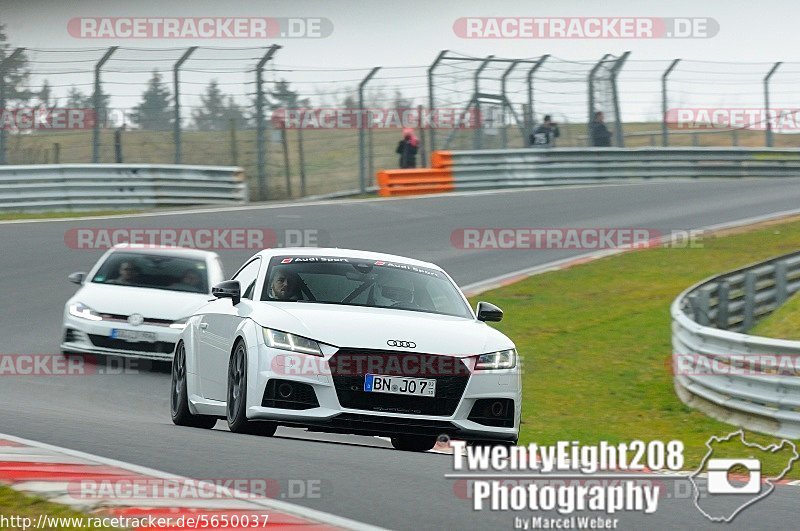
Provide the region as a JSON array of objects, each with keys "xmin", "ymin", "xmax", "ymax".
[
  {"xmin": 743, "ymin": 271, "xmax": 757, "ymax": 330},
  {"xmin": 427, "ymin": 50, "xmax": 448, "ymax": 157},
  {"xmin": 587, "ymin": 54, "xmax": 611, "ymax": 147},
  {"xmin": 173, "ymin": 46, "xmax": 197, "ymax": 164},
  {"xmin": 92, "ymin": 47, "xmax": 117, "ymax": 163},
  {"xmin": 525, "ymin": 54, "xmax": 549, "ymax": 146},
  {"xmin": 281, "ymin": 122, "xmax": 292, "ymax": 198},
  {"xmin": 775, "ymin": 260, "xmax": 788, "ymax": 305},
  {"xmin": 53, "ymin": 143, "xmax": 60, "ymax": 164},
  {"xmin": 255, "ymin": 45, "xmax": 281, "ymax": 201},
  {"xmin": 297, "ymin": 123, "xmax": 306, "ymax": 196},
  {"xmin": 417, "ymin": 104, "xmax": 427, "ymax": 166},
  {"xmin": 764, "ymin": 62, "xmax": 782, "ymax": 147},
  {"xmin": 358, "ymin": 67, "xmax": 380, "ymax": 194},
  {"xmin": 0, "ymin": 48, "xmax": 24, "ymax": 165},
  {"xmin": 473, "ymin": 56, "xmax": 494, "ymax": 150},
  {"xmin": 229, "ymin": 118, "xmax": 238, "ymax": 166},
  {"xmin": 661, "ymin": 59, "xmax": 680, "ymax": 147},
  {"xmin": 716, "ymin": 281, "xmax": 729, "ymax": 329},
  {"xmin": 609, "ymin": 51, "xmax": 630, "ymax": 147},
  {"xmin": 499, "ymin": 60, "xmax": 520, "ymax": 149}
]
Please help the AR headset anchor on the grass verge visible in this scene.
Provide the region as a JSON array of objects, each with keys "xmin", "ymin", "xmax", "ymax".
[
  {"xmin": 750, "ymin": 291, "xmax": 800, "ymax": 340},
  {"xmin": 468, "ymin": 218, "xmax": 800, "ymax": 475},
  {"xmin": 0, "ymin": 485, "xmax": 119, "ymax": 530}
]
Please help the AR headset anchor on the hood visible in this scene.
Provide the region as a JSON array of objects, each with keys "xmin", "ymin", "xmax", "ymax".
[
  {"xmin": 69, "ymin": 282, "xmax": 211, "ymax": 321},
  {"xmin": 247, "ymin": 302, "xmax": 514, "ymax": 356}
]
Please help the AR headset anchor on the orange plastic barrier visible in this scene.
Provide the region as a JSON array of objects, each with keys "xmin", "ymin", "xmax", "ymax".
[
  {"xmin": 376, "ymin": 168, "xmax": 454, "ymax": 197},
  {"xmin": 430, "ymin": 150, "xmax": 453, "ymax": 169}
]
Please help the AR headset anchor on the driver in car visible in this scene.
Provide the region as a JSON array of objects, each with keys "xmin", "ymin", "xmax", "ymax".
[
  {"xmin": 108, "ymin": 261, "xmax": 141, "ymax": 286},
  {"xmin": 268, "ymin": 267, "xmax": 302, "ymax": 301}
]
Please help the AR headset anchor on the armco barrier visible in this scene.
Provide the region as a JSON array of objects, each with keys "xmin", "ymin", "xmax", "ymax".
[
  {"xmin": 0, "ymin": 164, "xmax": 247, "ymax": 212},
  {"xmin": 378, "ymin": 147, "xmax": 800, "ymax": 196},
  {"xmin": 672, "ymin": 250, "xmax": 800, "ymax": 439}
]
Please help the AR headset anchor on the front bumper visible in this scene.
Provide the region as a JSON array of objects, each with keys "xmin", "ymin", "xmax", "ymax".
[
  {"xmin": 61, "ymin": 312, "xmax": 180, "ymax": 361},
  {"xmin": 247, "ymin": 345, "xmax": 521, "ymax": 442}
]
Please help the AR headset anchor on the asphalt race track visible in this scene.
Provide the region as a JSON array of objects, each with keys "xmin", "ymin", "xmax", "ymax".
[{"xmin": 2, "ymin": 179, "xmax": 800, "ymax": 530}]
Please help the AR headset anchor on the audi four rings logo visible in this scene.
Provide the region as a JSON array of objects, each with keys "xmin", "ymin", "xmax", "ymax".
[{"xmin": 387, "ymin": 340, "xmax": 416, "ymax": 348}]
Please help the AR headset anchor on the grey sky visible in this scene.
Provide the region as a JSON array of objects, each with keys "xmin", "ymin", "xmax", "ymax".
[{"xmin": 1, "ymin": 0, "xmax": 797, "ymax": 125}]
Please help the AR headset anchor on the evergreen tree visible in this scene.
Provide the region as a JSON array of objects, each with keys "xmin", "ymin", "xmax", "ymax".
[
  {"xmin": 130, "ymin": 70, "xmax": 172, "ymax": 131},
  {"xmin": 192, "ymin": 80, "xmax": 227, "ymax": 131},
  {"xmin": 0, "ymin": 24, "xmax": 31, "ymax": 104}
]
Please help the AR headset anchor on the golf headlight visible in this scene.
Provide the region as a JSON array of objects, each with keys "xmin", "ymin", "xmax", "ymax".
[
  {"xmin": 169, "ymin": 317, "xmax": 189, "ymax": 330},
  {"xmin": 263, "ymin": 328, "xmax": 323, "ymax": 356},
  {"xmin": 475, "ymin": 349, "xmax": 517, "ymax": 370},
  {"xmin": 68, "ymin": 302, "xmax": 103, "ymax": 321}
]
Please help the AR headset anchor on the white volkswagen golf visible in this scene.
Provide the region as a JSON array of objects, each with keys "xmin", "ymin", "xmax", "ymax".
[
  {"xmin": 171, "ymin": 248, "xmax": 521, "ymax": 451},
  {"xmin": 62, "ymin": 244, "xmax": 225, "ymax": 361}
]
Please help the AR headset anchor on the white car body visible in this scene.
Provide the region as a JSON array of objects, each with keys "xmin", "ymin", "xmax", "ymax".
[
  {"xmin": 175, "ymin": 247, "xmax": 521, "ymax": 446},
  {"xmin": 62, "ymin": 244, "xmax": 225, "ymax": 361}
]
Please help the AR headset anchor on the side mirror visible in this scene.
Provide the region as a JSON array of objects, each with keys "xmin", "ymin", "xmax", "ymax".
[
  {"xmin": 212, "ymin": 280, "xmax": 241, "ymax": 306},
  {"xmin": 476, "ymin": 301, "xmax": 503, "ymax": 322},
  {"xmin": 68, "ymin": 272, "xmax": 87, "ymax": 285}
]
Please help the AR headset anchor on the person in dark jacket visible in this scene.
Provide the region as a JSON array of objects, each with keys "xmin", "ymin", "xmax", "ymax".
[
  {"xmin": 396, "ymin": 127, "xmax": 419, "ymax": 168},
  {"xmin": 529, "ymin": 115, "xmax": 560, "ymax": 148},
  {"xmin": 590, "ymin": 111, "xmax": 612, "ymax": 147}
]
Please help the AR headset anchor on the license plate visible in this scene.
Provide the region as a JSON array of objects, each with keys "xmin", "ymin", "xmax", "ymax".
[
  {"xmin": 364, "ymin": 374, "xmax": 436, "ymax": 397},
  {"xmin": 110, "ymin": 329, "xmax": 157, "ymax": 343}
]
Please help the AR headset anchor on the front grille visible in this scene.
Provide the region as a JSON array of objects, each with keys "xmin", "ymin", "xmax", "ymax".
[
  {"xmin": 99, "ymin": 313, "xmax": 173, "ymax": 326},
  {"xmin": 309, "ymin": 413, "xmax": 459, "ymax": 438},
  {"xmin": 88, "ymin": 334, "xmax": 174, "ymax": 354},
  {"xmin": 329, "ymin": 349, "xmax": 470, "ymax": 416}
]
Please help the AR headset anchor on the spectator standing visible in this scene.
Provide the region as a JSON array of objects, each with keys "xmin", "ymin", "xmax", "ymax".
[
  {"xmin": 590, "ymin": 111, "xmax": 612, "ymax": 147},
  {"xmin": 529, "ymin": 115, "xmax": 560, "ymax": 148},
  {"xmin": 396, "ymin": 127, "xmax": 418, "ymax": 168}
]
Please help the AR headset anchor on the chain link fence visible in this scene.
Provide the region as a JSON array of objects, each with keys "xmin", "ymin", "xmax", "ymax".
[{"xmin": 2, "ymin": 45, "xmax": 800, "ymax": 201}]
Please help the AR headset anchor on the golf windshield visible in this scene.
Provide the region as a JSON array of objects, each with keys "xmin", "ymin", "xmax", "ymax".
[
  {"xmin": 91, "ymin": 252, "xmax": 209, "ymax": 293},
  {"xmin": 262, "ymin": 256, "xmax": 472, "ymax": 318}
]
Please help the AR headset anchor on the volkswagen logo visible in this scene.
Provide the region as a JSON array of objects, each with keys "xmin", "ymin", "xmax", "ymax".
[
  {"xmin": 127, "ymin": 313, "xmax": 144, "ymax": 326},
  {"xmin": 387, "ymin": 340, "xmax": 416, "ymax": 348}
]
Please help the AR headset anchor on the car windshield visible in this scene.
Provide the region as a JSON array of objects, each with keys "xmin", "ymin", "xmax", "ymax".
[
  {"xmin": 261, "ymin": 256, "xmax": 472, "ymax": 318},
  {"xmin": 91, "ymin": 251, "xmax": 209, "ymax": 293}
]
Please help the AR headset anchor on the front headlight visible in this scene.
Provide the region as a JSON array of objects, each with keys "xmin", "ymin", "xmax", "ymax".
[
  {"xmin": 169, "ymin": 317, "xmax": 189, "ymax": 330},
  {"xmin": 68, "ymin": 302, "xmax": 103, "ymax": 321},
  {"xmin": 262, "ymin": 328, "xmax": 323, "ymax": 356},
  {"xmin": 475, "ymin": 349, "xmax": 517, "ymax": 370}
]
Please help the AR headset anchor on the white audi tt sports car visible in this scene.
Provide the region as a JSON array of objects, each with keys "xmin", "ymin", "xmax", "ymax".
[
  {"xmin": 171, "ymin": 247, "xmax": 521, "ymax": 451},
  {"xmin": 62, "ymin": 244, "xmax": 225, "ymax": 361}
]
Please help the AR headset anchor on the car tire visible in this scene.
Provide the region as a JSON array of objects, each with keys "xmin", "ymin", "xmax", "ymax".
[
  {"xmin": 390, "ymin": 435, "xmax": 437, "ymax": 452},
  {"xmin": 227, "ymin": 340, "xmax": 277, "ymax": 437},
  {"xmin": 171, "ymin": 341, "xmax": 217, "ymax": 429}
]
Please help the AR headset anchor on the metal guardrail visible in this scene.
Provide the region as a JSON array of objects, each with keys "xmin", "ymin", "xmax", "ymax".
[
  {"xmin": 438, "ymin": 147, "xmax": 800, "ymax": 189},
  {"xmin": 671, "ymin": 251, "xmax": 800, "ymax": 439},
  {"xmin": 0, "ymin": 164, "xmax": 247, "ymax": 211}
]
